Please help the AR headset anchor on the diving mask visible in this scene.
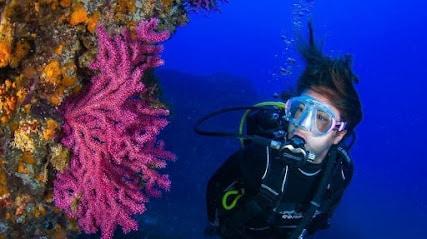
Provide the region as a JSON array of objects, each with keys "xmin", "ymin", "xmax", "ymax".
[{"xmin": 285, "ymin": 95, "xmax": 346, "ymax": 136}]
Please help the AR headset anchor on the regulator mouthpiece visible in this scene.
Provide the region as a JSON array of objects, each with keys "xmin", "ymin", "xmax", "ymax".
[{"xmin": 279, "ymin": 136, "xmax": 315, "ymax": 167}]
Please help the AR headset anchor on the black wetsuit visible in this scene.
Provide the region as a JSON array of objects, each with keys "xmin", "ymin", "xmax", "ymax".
[{"xmin": 206, "ymin": 143, "xmax": 353, "ymax": 239}]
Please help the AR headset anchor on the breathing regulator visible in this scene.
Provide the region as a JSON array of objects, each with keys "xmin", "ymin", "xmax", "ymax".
[{"xmin": 194, "ymin": 101, "xmax": 313, "ymax": 167}]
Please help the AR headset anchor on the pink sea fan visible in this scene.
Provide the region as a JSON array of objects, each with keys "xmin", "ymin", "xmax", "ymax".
[{"xmin": 54, "ymin": 18, "xmax": 175, "ymax": 239}]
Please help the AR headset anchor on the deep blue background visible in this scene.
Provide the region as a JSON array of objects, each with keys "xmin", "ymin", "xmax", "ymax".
[
  {"xmin": 84, "ymin": 0, "xmax": 427, "ymax": 238},
  {"xmin": 160, "ymin": 0, "xmax": 426, "ymax": 238}
]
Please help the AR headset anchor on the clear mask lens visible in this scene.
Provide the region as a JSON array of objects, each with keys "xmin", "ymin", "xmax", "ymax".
[{"xmin": 286, "ymin": 95, "xmax": 339, "ymax": 136}]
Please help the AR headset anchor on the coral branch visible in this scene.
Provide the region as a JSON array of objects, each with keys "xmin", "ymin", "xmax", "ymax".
[{"xmin": 54, "ymin": 18, "xmax": 175, "ymax": 239}]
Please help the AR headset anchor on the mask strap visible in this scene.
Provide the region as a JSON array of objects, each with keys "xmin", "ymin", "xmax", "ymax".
[{"xmin": 334, "ymin": 121, "xmax": 347, "ymax": 131}]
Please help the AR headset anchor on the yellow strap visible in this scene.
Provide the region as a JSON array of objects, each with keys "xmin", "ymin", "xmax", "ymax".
[{"xmin": 222, "ymin": 189, "xmax": 244, "ymax": 210}]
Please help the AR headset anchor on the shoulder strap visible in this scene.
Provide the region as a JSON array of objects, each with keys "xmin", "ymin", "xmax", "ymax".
[{"xmin": 288, "ymin": 144, "xmax": 339, "ymax": 239}]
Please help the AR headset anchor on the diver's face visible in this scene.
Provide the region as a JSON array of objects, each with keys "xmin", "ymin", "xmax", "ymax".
[{"xmin": 287, "ymin": 89, "xmax": 346, "ymax": 163}]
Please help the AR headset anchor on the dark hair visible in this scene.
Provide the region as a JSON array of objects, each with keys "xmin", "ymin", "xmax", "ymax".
[{"xmin": 284, "ymin": 21, "xmax": 363, "ymax": 133}]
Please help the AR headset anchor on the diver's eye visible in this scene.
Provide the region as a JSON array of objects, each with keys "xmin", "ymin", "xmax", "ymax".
[
  {"xmin": 316, "ymin": 111, "xmax": 332, "ymax": 132},
  {"xmin": 290, "ymin": 102, "xmax": 305, "ymax": 119},
  {"xmin": 317, "ymin": 113, "xmax": 328, "ymax": 122}
]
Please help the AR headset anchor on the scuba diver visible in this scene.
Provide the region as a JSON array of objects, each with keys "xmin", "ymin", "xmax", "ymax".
[{"xmin": 195, "ymin": 21, "xmax": 363, "ymax": 239}]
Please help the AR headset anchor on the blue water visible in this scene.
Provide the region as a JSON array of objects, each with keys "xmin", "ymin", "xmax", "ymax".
[{"xmin": 81, "ymin": 0, "xmax": 427, "ymax": 238}]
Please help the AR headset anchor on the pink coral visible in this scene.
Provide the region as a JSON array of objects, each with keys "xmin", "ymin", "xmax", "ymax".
[{"xmin": 54, "ymin": 18, "xmax": 175, "ymax": 239}]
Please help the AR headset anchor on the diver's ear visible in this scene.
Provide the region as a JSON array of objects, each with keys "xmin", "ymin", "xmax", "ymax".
[{"xmin": 333, "ymin": 130, "xmax": 347, "ymax": 145}]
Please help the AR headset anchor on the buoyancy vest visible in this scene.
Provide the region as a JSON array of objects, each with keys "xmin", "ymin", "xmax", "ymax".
[{"xmin": 218, "ymin": 144, "xmax": 353, "ymax": 238}]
